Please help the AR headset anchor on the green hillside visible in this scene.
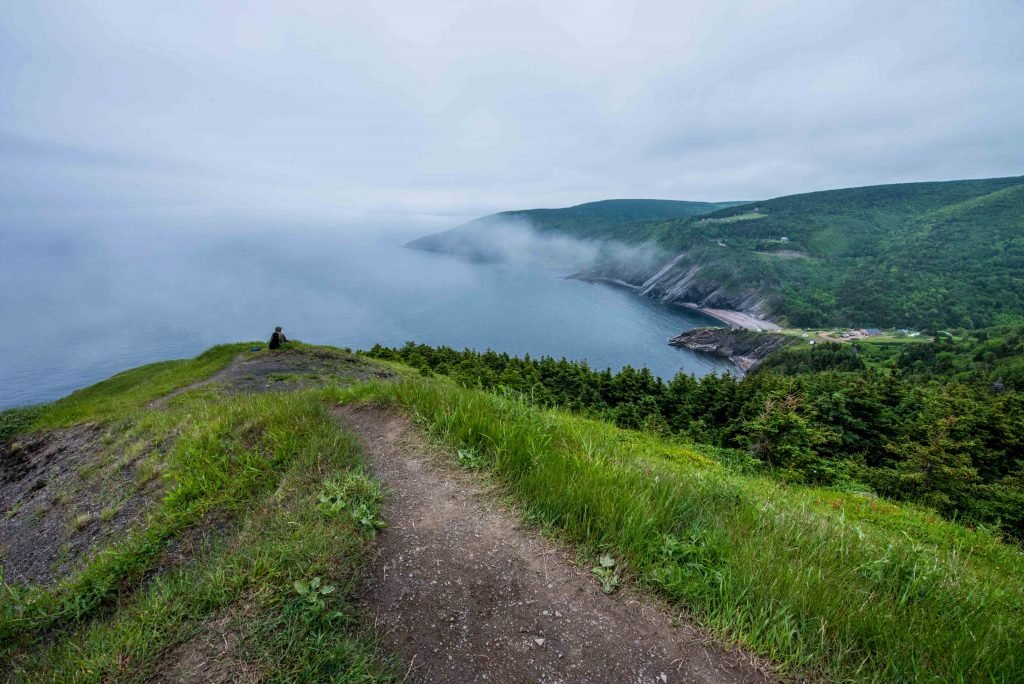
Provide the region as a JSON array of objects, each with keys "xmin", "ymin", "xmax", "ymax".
[
  {"xmin": 592, "ymin": 176, "xmax": 1024, "ymax": 328},
  {"xmin": 410, "ymin": 176, "xmax": 1024, "ymax": 329}
]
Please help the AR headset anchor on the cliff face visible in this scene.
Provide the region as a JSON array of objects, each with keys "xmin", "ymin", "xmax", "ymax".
[
  {"xmin": 669, "ymin": 327, "xmax": 796, "ymax": 372},
  {"xmin": 575, "ymin": 252, "xmax": 777, "ymax": 319}
]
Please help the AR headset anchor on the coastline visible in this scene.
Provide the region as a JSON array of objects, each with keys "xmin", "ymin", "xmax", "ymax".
[{"xmin": 572, "ymin": 274, "xmax": 781, "ymax": 332}]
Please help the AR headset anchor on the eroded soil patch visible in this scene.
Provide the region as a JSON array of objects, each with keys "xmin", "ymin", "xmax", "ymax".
[
  {"xmin": 157, "ymin": 348, "xmax": 395, "ymax": 407},
  {"xmin": 0, "ymin": 425, "xmax": 162, "ymax": 585},
  {"xmin": 337, "ymin": 404, "xmax": 772, "ymax": 684}
]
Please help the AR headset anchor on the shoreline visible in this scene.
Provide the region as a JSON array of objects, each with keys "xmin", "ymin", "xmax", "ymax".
[
  {"xmin": 572, "ymin": 274, "xmax": 781, "ymax": 331},
  {"xmin": 669, "ymin": 327, "xmax": 796, "ymax": 374}
]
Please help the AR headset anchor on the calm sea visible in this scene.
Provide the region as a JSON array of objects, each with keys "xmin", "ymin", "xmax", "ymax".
[{"xmin": 0, "ymin": 219, "xmax": 729, "ymax": 409}]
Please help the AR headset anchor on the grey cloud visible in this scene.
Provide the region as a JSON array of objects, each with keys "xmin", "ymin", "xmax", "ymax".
[
  {"xmin": 0, "ymin": 0, "xmax": 1020, "ymax": 224},
  {"xmin": 0, "ymin": 130, "xmax": 210, "ymax": 174}
]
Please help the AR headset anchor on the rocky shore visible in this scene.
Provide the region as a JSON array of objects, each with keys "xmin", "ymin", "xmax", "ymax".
[{"xmin": 669, "ymin": 327, "xmax": 796, "ymax": 372}]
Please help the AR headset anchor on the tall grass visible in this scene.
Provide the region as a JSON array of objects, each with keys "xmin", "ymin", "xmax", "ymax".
[{"xmin": 365, "ymin": 376, "xmax": 1024, "ymax": 682}]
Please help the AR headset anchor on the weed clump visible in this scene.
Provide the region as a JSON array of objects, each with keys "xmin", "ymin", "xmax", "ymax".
[
  {"xmin": 456, "ymin": 447, "xmax": 487, "ymax": 470},
  {"xmin": 293, "ymin": 576, "xmax": 336, "ymax": 612},
  {"xmin": 70, "ymin": 513, "xmax": 92, "ymax": 531},
  {"xmin": 318, "ymin": 472, "xmax": 387, "ymax": 536},
  {"xmin": 590, "ymin": 554, "xmax": 619, "ymax": 594}
]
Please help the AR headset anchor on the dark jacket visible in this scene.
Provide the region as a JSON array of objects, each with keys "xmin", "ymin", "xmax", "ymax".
[{"xmin": 269, "ymin": 331, "xmax": 287, "ymax": 349}]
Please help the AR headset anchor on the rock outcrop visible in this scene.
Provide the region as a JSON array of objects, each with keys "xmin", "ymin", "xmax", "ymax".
[{"xmin": 668, "ymin": 327, "xmax": 796, "ymax": 372}]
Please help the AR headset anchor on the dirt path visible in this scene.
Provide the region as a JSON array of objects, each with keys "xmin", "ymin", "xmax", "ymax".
[{"xmin": 336, "ymin": 405, "xmax": 772, "ymax": 684}]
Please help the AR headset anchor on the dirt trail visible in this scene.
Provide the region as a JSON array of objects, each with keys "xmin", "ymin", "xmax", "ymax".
[{"xmin": 337, "ymin": 405, "xmax": 772, "ymax": 684}]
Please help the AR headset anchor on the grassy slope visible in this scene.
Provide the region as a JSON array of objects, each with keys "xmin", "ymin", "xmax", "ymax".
[
  {"xmin": 4, "ymin": 345, "xmax": 1024, "ymax": 681},
  {"xmin": 360, "ymin": 375, "xmax": 1024, "ymax": 682},
  {"xmin": 600, "ymin": 176, "xmax": 1024, "ymax": 328},
  {"xmin": 1, "ymin": 345, "xmax": 398, "ymax": 682}
]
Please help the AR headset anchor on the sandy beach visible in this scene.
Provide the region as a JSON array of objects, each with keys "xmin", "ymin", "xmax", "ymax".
[{"xmin": 683, "ymin": 304, "xmax": 781, "ymax": 331}]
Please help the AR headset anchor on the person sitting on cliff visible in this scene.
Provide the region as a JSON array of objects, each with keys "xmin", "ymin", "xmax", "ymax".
[{"xmin": 268, "ymin": 326, "xmax": 288, "ymax": 350}]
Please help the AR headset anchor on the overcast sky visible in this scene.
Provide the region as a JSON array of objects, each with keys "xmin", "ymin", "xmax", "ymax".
[{"xmin": 1, "ymin": 0, "xmax": 1021, "ymax": 228}]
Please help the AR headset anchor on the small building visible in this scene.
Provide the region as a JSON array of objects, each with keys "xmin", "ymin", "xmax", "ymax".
[
  {"xmin": 864, "ymin": 328, "xmax": 882, "ymax": 336},
  {"xmin": 780, "ymin": 236, "xmax": 789, "ymax": 242}
]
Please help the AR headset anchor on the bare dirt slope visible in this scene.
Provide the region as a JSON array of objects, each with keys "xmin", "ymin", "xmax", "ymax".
[
  {"xmin": 337, "ymin": 404, "xmax": 773, "ymax": 684},
  {"xmin": 0, "ymin": 424, "xmax": 163, "ymax": 585}
]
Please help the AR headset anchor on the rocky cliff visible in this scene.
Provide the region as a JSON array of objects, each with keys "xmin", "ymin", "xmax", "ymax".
[
  {"xmin": 573, "ymin": 251, "xmax": 777, "ymax": 319},
  {"xmin": 668, "ymin": 327, "xmax": 796, "ymax": 372}
]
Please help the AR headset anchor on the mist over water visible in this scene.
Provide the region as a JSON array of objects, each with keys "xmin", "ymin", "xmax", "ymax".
[
  {"xmin": 413, "ymin": 216, "xmax": 668, "ymax": 273},
  {"xmin": 1, "ymin": 218, "xmax": 730, "ymax": 409}
]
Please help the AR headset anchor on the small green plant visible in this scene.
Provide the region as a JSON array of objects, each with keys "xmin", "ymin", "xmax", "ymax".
[
  {"xmin": 99, "ymin": 505, "xmax": 119, "ymax": 523},
  {"xmin": 293, "ymin": 576, "xmax": 335, "ymax": 612},
  {"xmin": 318, "ymin": 473, "xmax": 386, "ymax": 535},
  {"xmin": 456, "ymin": 447, "xmax": 487, "ymax": 470},
  {"xmin": 591, "ymin": 554, "xmax": 619, "ymax": 594},
  {"xmin": 134, "ymin": 461, "xmax": 162, "ymax": 486}
]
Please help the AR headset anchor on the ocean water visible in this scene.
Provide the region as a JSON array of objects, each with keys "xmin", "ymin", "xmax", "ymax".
[{"xmin": 0, "ymin": 220, "xmax": 729, "ymax": 409}]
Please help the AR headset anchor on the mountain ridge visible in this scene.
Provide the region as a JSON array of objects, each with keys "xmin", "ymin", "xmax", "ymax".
[{"xmin": 405, "ymin": 198, "xmax": 748, "ymax": 257}]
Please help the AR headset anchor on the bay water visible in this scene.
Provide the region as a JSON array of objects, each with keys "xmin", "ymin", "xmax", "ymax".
[{"xmin": 0, "ymin": 219, "xmax": 730, "ymax": 409}]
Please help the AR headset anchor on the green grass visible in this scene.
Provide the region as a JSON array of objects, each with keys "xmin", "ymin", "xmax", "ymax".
[
  {"xmin": 6, "ymin": 343, "xmax": 1023, "ymax": 681},
  {"xmin": 1, "ymin": 349, "xmax": 397, "ymax": 682},
  {"xmin": 351, "ymin": 375, "xmax": 1024, "ymax": 682},
  {"xmin": 19, "ymin": 343, "xmax": 255, "ymax": 431}
]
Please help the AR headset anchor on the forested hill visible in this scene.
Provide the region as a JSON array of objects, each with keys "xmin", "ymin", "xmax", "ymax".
[
  {"xmin": 594, "ymin": 175, "xmax": 1024, "ymax": 329},
  {"xmin": 405, "ymin": 198, "xmax": 746, "ymax": 256},
  {"xmin": 409, "ymin": 176, "xmax": 1024, "ymax": 329}
]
